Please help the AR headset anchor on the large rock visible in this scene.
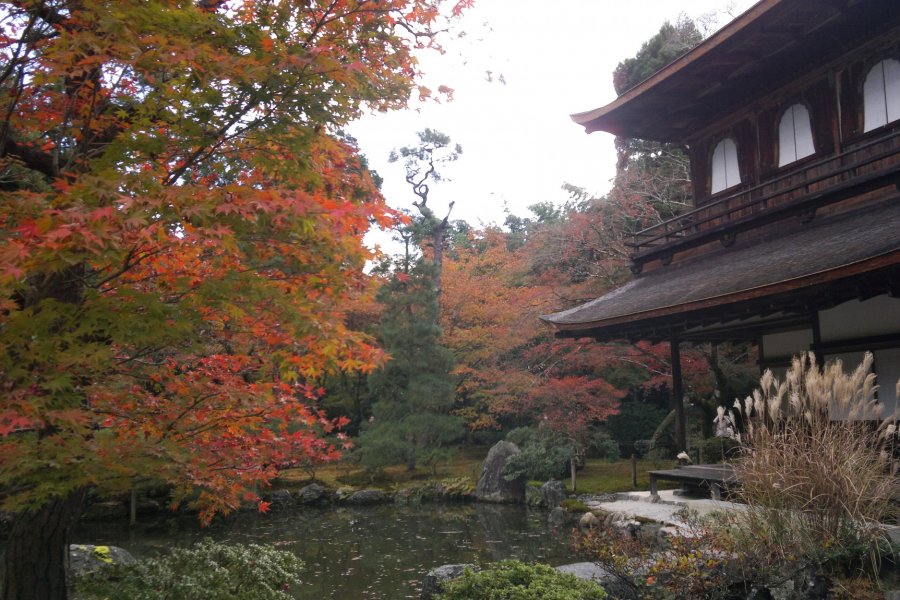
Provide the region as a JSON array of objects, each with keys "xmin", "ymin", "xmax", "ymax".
[
  {"xmin": 548, "ymin": 506, "xmax": 569, "ymax": 527},
  {"xmin": 261, "ymin": 489, "xmax": 294, "ymax": 510},
  {"xmin": 555, "ymin": 562, "xmax": 612, "ymax": 584},
  {"xmin": 68, "ymin": 544, "xmax": 136, "ymax": 579},
  {"xmin": 475, "ymin": 441, "xmax": 524, "ymax": 503},
  {"xmin": 540, "ymin": 480, "xmax": 568, "ymax": 508},
  {"xmin": 345, "ymin": 489, "xmax": 387, "ymax": 505},
  {"xmin": 578, "ymin": 511, "xmax": 599, "ymax": 530},
  {"xmin": 296, "ymin": 483, "xmax": 327, "ymax": 505},
  {"xmin": 556, "ymin": 562, "xmax": 631, "ymax": 598},
  {"xmin": 420, "ymin": 563, "xmax": 475, "ymax": 600}
]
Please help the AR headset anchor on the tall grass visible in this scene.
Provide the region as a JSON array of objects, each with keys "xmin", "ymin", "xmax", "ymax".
[{"xmin": 732, "ymin": 352, "xmax": 899, "ymax": 573}]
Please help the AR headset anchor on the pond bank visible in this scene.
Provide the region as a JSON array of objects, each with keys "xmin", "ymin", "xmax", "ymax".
[{"xmin": 70, "ymin": 502, "xmax": 574, "ymax": 600}]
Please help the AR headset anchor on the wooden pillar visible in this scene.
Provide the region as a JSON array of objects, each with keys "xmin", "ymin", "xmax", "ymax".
[
  {"xmin": 670, "ymin": 337, "xmax": 687, "ymax": 453},
  {"xmin": 811, "ymin": 306, "xmax": 823, "ymax": 367}
]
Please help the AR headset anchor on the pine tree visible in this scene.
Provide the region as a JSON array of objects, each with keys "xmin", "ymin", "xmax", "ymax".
[{"xmin": 357, "ymin": 249, "xmax": 464, "ymax": 474}]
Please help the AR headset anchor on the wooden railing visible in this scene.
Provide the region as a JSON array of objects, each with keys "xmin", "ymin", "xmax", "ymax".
[{"xmin": 627, "ymin": 128, "xmax": 900, "ymax": 269}]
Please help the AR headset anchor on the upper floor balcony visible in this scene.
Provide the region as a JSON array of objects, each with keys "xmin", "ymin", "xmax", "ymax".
[{"xmin": 627, "ymin": 126, "xmax": 900, "ymax": 273}]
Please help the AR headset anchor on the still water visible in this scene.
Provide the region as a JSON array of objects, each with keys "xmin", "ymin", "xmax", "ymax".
[{"xmin": 71, "ymin": 503, "xmax": 576, "ymax": 599}]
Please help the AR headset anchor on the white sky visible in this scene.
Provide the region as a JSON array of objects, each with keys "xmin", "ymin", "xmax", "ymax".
[{"xmin": 349, "ymin": 0, "xmax": 757, "ymax": 251}]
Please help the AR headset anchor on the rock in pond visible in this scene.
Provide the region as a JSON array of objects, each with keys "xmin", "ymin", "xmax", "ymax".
[
  {"xmin": 420, "ymin": 563, "xmax": 475, "ymax": 600},
  {"xmin": 261, "ymin": 489, "xmax": 294, "ymax": 510},
  {"xmin": 548, "ymin": 506, "xmax": 569, "ymax": 527},
  {"xmin": 69, "ymin": 544, "xmax": 135, "ymax": 579},
  {"xmin": 475, "ymin": 441, "xmax": 524, "ymax": 503},
  {"xmin": 345, "ymin": 489, "xmax": 387, "ymax": 505},
  {"xmin": 296, "ymin": 483, "xmax": 327, "ymax": 505},
  {"xmin": 540, "ymin": 480, "xmax": 568, "ymax": 508}
]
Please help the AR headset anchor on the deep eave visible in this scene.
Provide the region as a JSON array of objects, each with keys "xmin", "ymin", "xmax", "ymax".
[
  {"xmin": 540, "ymin": 200, "xmax": 900, "ymax": 343},
  {"xmin": 572, "ymin": 0, "xmax": 900, "ymax": 142}
]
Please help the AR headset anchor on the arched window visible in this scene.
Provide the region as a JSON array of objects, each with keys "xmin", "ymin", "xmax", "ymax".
[
  {"xmin": 710, "ymin": 138, "xmax": 740, "ymax": 194},
  {"xmin": 863, "ymin": 58, "xmax": 900, "ymax": 132},
  {"xmin": 778, "ymin": 103, "xmax": 815, "ymax": 166}
]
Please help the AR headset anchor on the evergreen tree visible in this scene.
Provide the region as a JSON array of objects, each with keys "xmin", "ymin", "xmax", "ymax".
[{"xmin": 357, "ymin": 250, "xmax": 464, "ymax": 473}]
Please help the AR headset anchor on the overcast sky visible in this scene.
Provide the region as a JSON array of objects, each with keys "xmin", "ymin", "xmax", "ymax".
[{"xmin": 349, "ymin": 0, "xmax": 757, "ymax": 251}]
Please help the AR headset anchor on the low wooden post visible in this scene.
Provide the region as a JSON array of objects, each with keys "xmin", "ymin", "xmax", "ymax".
[{"xmin": 631, "ymin": 454, "xmax": 638, "ymax": 488}]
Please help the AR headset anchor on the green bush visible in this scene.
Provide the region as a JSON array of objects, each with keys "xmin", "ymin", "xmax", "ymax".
[
  {"xmin": 694, "ymin": 435, "xmax": 739, "ymax": 462},
  {"xmin": 503, "ymin": 427, "xmax": 573, "ymax": 481},
  {"xmin": 76, "ymin": 539, "xmax": 303, "ymax": 600},
  {"xmin": 436, "ymin": 560, "xmax": 607, "ymax": 600},
  {"xmin": 592, "ymin": 433, "xmax": 621, "ymax": 462}
]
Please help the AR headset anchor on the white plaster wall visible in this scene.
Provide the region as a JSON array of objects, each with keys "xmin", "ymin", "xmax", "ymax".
[
  {"xmin": 762, "ymin": 328, "xmax": 813, "ymax": 360},
  {"xmin": 818, "ymin": 295, "xmax": 900, "ymax": 342}
]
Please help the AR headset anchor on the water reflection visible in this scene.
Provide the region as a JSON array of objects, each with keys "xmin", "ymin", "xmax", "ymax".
[{"xmin": 71, "ymin": 503, "xmax": 575, "ymax": 599}]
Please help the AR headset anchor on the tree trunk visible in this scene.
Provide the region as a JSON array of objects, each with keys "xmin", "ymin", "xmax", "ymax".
[
  {"xmin": 2, "ymin": 489, "xmax": 86, "ymax": 600},
  {"xmin": 432, "ymin": 228, "xmax": 444, "ymax": 312}
]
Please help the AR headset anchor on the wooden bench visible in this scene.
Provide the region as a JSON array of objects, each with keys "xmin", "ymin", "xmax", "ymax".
[{"xmin": 648, "ymin": 464, "xmax": 736, "ymax": 501}]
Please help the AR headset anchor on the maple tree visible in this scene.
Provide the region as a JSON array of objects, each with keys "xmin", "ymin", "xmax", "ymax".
[{"xmin": 0, "ymin": 1, "xmax": 469, "ymax": 598}]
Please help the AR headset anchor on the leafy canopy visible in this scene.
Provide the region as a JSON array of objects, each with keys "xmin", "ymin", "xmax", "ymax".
[{"xmin": 0, "ymin": 0, "xmax": 469, "ymax": 521}]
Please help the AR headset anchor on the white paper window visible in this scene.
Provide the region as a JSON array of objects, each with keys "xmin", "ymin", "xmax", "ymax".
[
  {"xmin": 778, "ymin": 104, "xmax": 815, "ymax": 166},
  {"xmin": 710, "ymin": 138, "xmax": 740, "ymax": 194},
  {"xmin": 863, "ymin": 58, "xmax": 900, "ymax": 132}
]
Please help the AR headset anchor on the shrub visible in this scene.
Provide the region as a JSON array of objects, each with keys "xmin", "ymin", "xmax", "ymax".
[
  {"xmin": 590, "ymin": 430, "xmax": 621, "ymax": 462},
  {"xmin": 436, "ymin": 560, "xmax": 607, "ymax": 600},
  {"xmin": 694, "ymin": 435, "xmax": 739, "ymax": 463},
  {"xmin": 503, "ymin": 428, "xmax": 573, "ymax": 482},
  {"xmin": 76, "ymin": 539, "xmax": 304, "ymax": 600},
  {"xmin": 732, "ymin": 352, "xmax": 899, "ymax": 575}
]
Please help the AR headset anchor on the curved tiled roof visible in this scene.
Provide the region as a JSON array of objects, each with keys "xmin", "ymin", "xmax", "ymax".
[{"xmin": 541, "ymin": 200, "xmax": 900, "ymax": 339}]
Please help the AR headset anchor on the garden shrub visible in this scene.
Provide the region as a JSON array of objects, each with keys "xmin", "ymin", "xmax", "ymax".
[
  {"xmin": 503, "ymin": 428, "xmax": 573, "ymax": 482},
  {"xmin": 590, "ymin": 430, "xmax": 621, "ymax": 462},
  {"xmin": 693, "ymin": 435, "xmax": 739, "ymax": 463},
  {"xmin": 76, "ymin": 538, "xmax": 304, "ymax": 600},
  {"xmin": 436, "ymin": 560, "xmax": 607, "ymax": 600}
]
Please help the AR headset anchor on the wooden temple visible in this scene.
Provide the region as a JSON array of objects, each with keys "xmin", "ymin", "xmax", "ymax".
[{"xmin": 542, "ymin": 0, "xmax": 900, "ymax": 451}]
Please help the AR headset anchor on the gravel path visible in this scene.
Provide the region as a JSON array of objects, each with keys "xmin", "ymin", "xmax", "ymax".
[{"xmin": 583, "ymin": 490, "xmax": 744, "ymax": 529}]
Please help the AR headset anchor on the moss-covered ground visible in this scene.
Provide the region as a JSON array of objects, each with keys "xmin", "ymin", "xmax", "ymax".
[{"xmin": 277, "ymin": 447, "xmax": 678, "ymax": 495}]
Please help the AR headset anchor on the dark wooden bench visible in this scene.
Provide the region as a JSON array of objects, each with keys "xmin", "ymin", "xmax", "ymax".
[{"xmin": 648, "ymin": 464, "xmax": 736, "ymax": 500}]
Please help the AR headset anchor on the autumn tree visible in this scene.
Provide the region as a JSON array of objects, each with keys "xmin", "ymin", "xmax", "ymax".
[{"xmin": 0, "ymin": 1, "xmax": 469, "ymax": 598}]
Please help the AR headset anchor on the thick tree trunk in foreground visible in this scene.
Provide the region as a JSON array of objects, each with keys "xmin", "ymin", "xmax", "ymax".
[{"xmin": 2, "ymin": 489, "xmax": 85, "ymax": 600}]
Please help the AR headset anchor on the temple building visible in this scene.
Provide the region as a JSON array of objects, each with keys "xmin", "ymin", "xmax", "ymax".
[{"xmin": 541, "ymin": 0, "xmax": 900, "ymax": 450}]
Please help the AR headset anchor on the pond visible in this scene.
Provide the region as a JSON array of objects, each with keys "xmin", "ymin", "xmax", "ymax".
[{"xmin": 71, "ymin": 502, "xmax": 577, "ymax": 599}]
